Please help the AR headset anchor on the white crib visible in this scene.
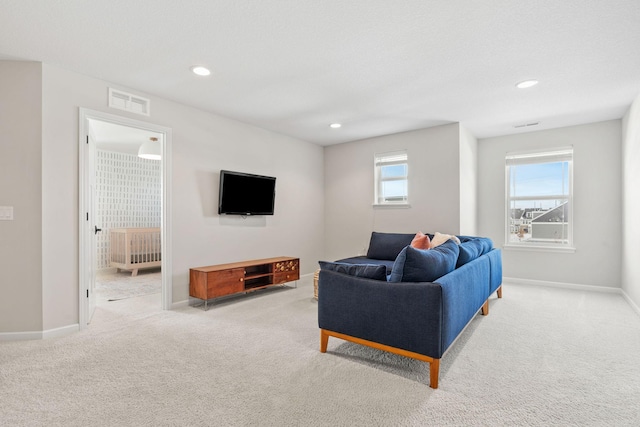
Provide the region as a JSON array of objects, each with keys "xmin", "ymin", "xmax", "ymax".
[{"xmin": 109, "ymin": 227, "xmax": 161, "ymax": 276}]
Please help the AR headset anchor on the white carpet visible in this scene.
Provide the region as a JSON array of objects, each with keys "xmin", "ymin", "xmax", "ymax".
[
  {"xmin": 95, "ymin": 269, "xmax": 161, "ymax": 301},
  {"xmin": 1, "ymin": 277, "xmax": 639, "ymax": 426}
]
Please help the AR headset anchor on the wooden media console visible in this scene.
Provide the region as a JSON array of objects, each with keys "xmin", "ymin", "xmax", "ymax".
[{"xmin": 189, "ymin": 257, "xmax": 300, "ymax": 309}]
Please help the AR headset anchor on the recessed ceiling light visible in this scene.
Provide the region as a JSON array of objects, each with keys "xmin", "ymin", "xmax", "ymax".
[
  {"xmin": 330, "ymin": 123, "xmax": 342, "ymax": 129},
  {"xmin": 191, "ymin": 66, "xmax": 211, "ymax": 76},
  {"xmin": 516, "ymin": 80, "xmax": 539, "ymax": 89}
]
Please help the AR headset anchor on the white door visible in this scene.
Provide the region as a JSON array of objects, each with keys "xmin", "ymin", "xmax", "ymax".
[
  {"xmin": 80, "ymin": 128, "xmax": 98, "ymax": 323},
  {"xmin": 78, "ymin": 108, "xmax": 173, "ymax": 329}
]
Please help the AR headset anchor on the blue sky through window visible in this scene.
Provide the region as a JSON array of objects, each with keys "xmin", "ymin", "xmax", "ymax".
[
  {"xmin": 381, "ymin": 164, "xmax": 406, "ymax": 178},
  {"xmin": 380, "ymin": 164, "xmax": 407, "ymax": 199},
  {"xmin": 510, "ymin": 161, "xmax": 569, "ymax": 209}
]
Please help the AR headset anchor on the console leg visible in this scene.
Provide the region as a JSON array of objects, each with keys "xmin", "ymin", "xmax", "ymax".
[{"xmin": 320, "ymin": 329, "xmax": 329, "ymax": 353}]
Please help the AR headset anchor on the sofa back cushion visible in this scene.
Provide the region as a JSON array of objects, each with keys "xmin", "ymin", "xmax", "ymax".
[
  {"xmin": 318, "ymin": 261, "xmax": 388, "ymax": 281},
  {"xmin": 388, "ymin": 240, "xmax": 460, "ymax": 283},
  {"xmin": 366, "ymin": 232, "xmax": 415, "ymax": 260},
  {"xmin": 334, "ymin": 256, "xmax": 396, "ymax": 275},
  {"xmin": 478, "ymin": 237, "xmax": 493, "ymax": 254},
  {"xmin": 456, "ymin": 237, "xmax": 494, "ymax": 268}
]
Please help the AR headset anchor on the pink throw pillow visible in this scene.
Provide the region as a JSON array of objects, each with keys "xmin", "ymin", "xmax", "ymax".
[{"xmin": 411, "ymin": 232, "xmax": 431, "ymax": 250}]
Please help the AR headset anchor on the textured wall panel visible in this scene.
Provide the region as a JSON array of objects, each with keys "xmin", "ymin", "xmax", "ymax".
[{"xmin": 96, "ymin": 150, "xmax": 161, "ymax": 269}]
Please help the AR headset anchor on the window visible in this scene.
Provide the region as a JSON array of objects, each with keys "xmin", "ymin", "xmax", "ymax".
[
  {"xmin": 506, "ymin": 147, "xmax": 573, "ymax": 248},
  {"xmin": 374, "ymin": 151, "xmax": 408, "ymax": 205}
]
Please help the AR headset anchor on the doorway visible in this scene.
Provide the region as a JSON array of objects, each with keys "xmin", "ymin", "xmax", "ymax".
[{"xmin": 79, "ymin": 108, "xmax": 172, "ymax": 329}]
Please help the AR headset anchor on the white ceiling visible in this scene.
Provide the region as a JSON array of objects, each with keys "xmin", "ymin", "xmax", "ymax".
[
  {"xmin": 2, "ymin": 0, "xmax": 639, "ymax": 146},
  {"xmin": 89, "ymin": 119, "xmax": 162, "ymax": 155}
]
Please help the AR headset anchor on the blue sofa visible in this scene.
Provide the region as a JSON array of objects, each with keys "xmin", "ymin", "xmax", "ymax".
[{"xmin": 317, "ymin": 232, "xmax": 502, "ymax": 389}]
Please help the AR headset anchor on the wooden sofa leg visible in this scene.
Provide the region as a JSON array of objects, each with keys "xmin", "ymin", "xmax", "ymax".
[
  {"xmin": 320, "ymin": 328, "xmax": 441, "ymax": 389},
  {"xmin": 497, "ymin": 285, "xmax": 503, "ymax": 298},
  {"xmin": 481, "ymin": 300, "xmax": 489, "ymax": 316},
  {"xmin": 320, "ymin": 329, "xmax": 329, "ymax": 353},
  {"xmin": 430, "ymin": 359, "xmax": 440, "ymax": 389}
]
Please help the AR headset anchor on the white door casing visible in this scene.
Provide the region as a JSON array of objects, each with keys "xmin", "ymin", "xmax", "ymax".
[
  {"xmin": 78, "ymin": 108, "xmax": 173, "ymax": 329},
  {"xmin": 87, "ymin": 130, "xmax": 97, "ymax": 322}
]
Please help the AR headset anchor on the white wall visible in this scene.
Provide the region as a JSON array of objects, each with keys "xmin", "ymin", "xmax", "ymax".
[
  {"xmin": 324, "ymin": 123, "xmax": 462, "ymax": 261},
  {"xmin": 18, "ymin": 61, "xmax": 325, "ymax": 333},
  {"xmin": 478, "ymin": 120, "xmax": 622, "ymax": 288},
  {"xmin": 0, "ymin": 61, "xmax": 43, "ymax": 333},
  {"xmin": 459, "ymin": 125, "xmax": 478, "ymax": 235},
  {"xmin": 622, "ymin": 93, "xmax": 640, "ymax": 309}
]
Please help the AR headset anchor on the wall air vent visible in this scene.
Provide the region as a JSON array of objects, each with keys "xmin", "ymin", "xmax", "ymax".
[
  {"xmin": 514, "ymin": 122, "xmax": 540, "ymax": 129},
  {"xmin": 108, "ymin": 88, "xmax": 150, "ymax": 116}
]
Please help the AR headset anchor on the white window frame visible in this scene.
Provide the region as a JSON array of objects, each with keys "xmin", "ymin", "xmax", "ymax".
[
  {"xmin": 374, "ymin": 150, "xmax": 409, "ymax": 206},
  {"xmin": 505, "ymin": 147, "xmax": 574, "ymax": 251}
]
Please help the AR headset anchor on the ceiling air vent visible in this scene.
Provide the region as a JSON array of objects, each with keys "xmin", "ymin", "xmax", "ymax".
[
  {"xmin": 108, "ymin": 88, "xmax": 150, "ymax": 116},
  {"xmin": 514, "ymin": 122, "xmax": 539, "ymax": 129}
]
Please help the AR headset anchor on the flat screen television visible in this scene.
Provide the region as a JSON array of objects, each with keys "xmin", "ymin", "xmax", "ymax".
[{"xmin": 218, "ymin": 170, "xmax": 276, "ymax": 216}]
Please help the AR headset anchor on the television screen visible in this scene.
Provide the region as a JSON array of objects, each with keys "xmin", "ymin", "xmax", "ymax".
[{"xmin": 218, "ymin": 170, "xmax": 276, "ymax": 215}]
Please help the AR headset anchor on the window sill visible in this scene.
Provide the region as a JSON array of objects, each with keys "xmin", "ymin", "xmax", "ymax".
[
  {"xmin": 503, "ymin": 244, "xmax": 576, "ymax": 254},
  {"xmin": 372, "ymin": 203, "xmax": 411, "ymax": 209}
]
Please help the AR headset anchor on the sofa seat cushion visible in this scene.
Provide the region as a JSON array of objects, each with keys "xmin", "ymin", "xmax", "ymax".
[
  {"xmin": 334, "ymin": 256, "xmax": 396, "ymax": 275},
  {"xmin": 319, "ymin": 261, "xmax": 388, "ymax": 281},
  {"xmin": 389, "ymin": 240, "xmax": 460, "ymax": 283},
  {"xmin": 366, "ymin": 232, "xmax": 415, "ymax": 261}
]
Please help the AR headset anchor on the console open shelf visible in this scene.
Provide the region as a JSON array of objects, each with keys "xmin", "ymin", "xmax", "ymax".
[{"xmin": 189, "ymin": 256, "xmax": 300, "ymax": 309}]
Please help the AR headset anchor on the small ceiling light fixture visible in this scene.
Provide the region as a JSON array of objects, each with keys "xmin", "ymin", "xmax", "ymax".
[
  {"xmin": 516, "ymin": 79, "xmax": 539, "ymax": 89},
  {"xmin": 191, "ymin": 65, "xmax": 211, "ymax": 76},
  {"xmin": 330, "ymin": 123, "xmax": 342, "ymax": 129},
  {"xmin": 138, "ymin": 137, "xmax": 161, "ymax": 160}
]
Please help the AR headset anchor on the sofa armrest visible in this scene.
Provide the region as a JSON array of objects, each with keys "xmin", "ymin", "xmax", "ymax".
[
  {"xmin": 434, "ymin": 255, "xmax": 490, "ymax": 350},
  {"xmin": 317, "ymin": 270, "xmax": 445, "ymax": 358},
  {"xmin": 486, "ymin": 248, "xmax": 503, "ymax": 295}
]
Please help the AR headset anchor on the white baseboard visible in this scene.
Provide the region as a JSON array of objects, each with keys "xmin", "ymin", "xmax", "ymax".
[
  {"xmin": 500, "ymin": 278, "xmax": 640, "ymax": 317},
  {"xmin": 621, "ymin": 289, "xmax": 640, "ymax": 317},
  {"xmin": 42, "ymin": 324, "xmax": 80, "ymax": 339},
  {"xmin": 504, "ymin": 277, "xmax": 622, "ymax": 294},
  {"xmin": 0, "ymin": 323, "xmax": 79, "ymax": 341},
  {"xmin": 0, "ymin": 330, "xmax": 44, "ymax": 341},
  {"xmin": 171, "ymin": 299, "xmax": 191, "ymax": 309}
]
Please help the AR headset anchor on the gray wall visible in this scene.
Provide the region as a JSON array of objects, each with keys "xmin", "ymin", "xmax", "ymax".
[
  {"xmin": 0, "ymin": 61, "xmax": 43, "ymax": 333},
  {"xmin": 478, "ymin": 120, "xmax": 622, "ymax": 288},
  {"xmin": 459, "ymin": 125, "xmax": 478, "ymax": 235},
  {"xmin": 323, "ymin": 123, "xmax": 467, "ymax": 262},
  {"xmin": 622, "ymin": 93, "xmax": 640, "ymax": 310},
  {"xmin": 3, "ymin": 60, "xmax": 325, "ymax": 334}
]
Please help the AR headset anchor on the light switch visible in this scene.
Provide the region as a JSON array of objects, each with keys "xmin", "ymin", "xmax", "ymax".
[{"xmin": 0, "ymin": 206, "xmax": 14, "ymax": 220}]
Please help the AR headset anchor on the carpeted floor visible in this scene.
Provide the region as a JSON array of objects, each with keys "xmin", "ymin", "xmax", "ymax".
[
  {"xmin": 1, "ymin": 277, "xmax": 639, "ymax": 426},
  {"xmin": 95, "ymin": 268, "xmax": 161, "ymax": 302}
]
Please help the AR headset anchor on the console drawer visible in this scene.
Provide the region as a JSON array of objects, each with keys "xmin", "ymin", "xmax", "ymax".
[{"xmin": 273, "ymin": 270, "xmax": 300, "ymax": 284}]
